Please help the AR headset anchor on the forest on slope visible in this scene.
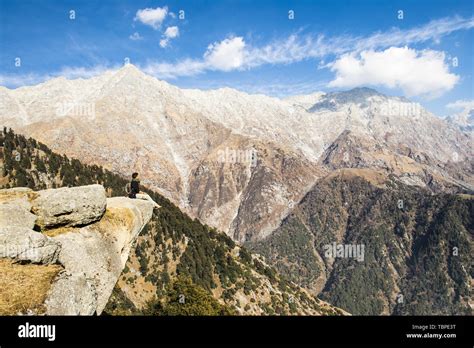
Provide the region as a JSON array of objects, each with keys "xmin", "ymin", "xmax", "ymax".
[
  {"xmin": 0, "ymin": 128, "xmax": 344, "ymax": 316},
  {"xmin": 250, "ymin": 170, "xmax": 473, "ymax": 315}
]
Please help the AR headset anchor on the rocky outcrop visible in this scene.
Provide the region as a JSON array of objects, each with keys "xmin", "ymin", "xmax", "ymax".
[
  {"xmin": 0, "ymin": 202, "xmax": 37, "ymax": 229},
  {"xmin": 0, "ymin": 226, "xmax": 60, "ymax": 264},
  {"xmin": 31, "ymin": 184, "xmax": 107, "ymax": 228},
  {"xmin": 0, "ymin": 185, "xmax": 155, "ymax": 315},
  {"xmin": 46, "ymin": 197, "xmax": 154, "ymax": 315}
]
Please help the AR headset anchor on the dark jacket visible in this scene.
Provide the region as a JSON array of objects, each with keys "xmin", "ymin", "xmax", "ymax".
[{"xmin": 129, "ymin": 178, "xmax": 140, "ymax": 198}]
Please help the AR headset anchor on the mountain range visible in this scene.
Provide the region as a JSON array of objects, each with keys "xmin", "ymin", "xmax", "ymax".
[
  {"xmin": 1, "ymin": 64, "xmax": 472, "ymax": 241},
  {"xmin": 0, "ymin": 64, "xmax": 472, "ymax": 315}
]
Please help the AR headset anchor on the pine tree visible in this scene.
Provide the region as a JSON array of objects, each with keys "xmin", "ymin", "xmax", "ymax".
[
  {"xmin": 34, "ymin": 154, "xmax": 47, "ymax": 173},
  {"xmin": 20, "ymin": 151, "xmax": 31, "ymax": 169},
  {"xmin": 14, "ymin": 169, "xmax": 29, "ymax": 187}
]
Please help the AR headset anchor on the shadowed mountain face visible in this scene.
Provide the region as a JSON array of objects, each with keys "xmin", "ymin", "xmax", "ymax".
[
  {"xmin": 249, "ymin": 169, "xmax": 473, "ymax": 315},
  {"xmin": 318, "ymin": 130, "xmax": 474, "ymax": 193},
  {"xmin": 308, "ymin": 87, "xmax": 385, "ymax": 112},
  {"xmin": 0, "ymin": 65, "xmax": 472, "ymax": 244}
]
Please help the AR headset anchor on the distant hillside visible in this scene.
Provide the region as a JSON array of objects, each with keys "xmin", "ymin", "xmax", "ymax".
[
  {"xmin": 250, "ymin": 169, "xmax": 473, "ymax": 315},
  {"xmin": 0, "ymin": 128, "xmax": 345, "ymax": 316}
]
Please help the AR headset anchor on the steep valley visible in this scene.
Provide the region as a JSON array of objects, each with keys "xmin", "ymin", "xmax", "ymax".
[
  {"xmin": 0, "ymin": 128, "xmax": 345, "ymax": 315},
  {"xmin": 250, "ymin": 169, "xmax": 473, "ymax": 315}
]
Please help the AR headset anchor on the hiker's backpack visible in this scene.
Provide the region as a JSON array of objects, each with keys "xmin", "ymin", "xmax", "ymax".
[{"xmin": 125, "ymin": 182, "xmax": 131, "ymax": 195}]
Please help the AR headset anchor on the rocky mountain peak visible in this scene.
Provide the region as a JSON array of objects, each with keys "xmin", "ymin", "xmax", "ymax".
[
  {"xmin": 0, "ymin": 67, "xmax": 472, "ymax": 243},
  {"xmin": 119, "ymin": 63, "xmax": 143, "ymax": 74},
  {"xmin": 334, "ymin": 86, "xmax": 384, "ymax": 98},
  {"xmin": 110, "ymin": 63, "xmax": 158, "ymax": 84},
  {"xmin": 446, "ymin": 108, "xmax": 474, "ymax": 133},
  {"xmin": 309, "ymin": 87, "xmax": 390, "ymax": 112}
]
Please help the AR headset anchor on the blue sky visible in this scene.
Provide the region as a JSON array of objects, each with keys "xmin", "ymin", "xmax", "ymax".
[{"xmin": 0, "ymin": 0, "xmax": 473, "ymax": 116}]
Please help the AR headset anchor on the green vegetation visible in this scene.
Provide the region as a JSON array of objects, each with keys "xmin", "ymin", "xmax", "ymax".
[
  {"xmin": 1, "ymin": 127, "xmax": 129, "ymax": 194},
  {"xmin": 251, "ymin": 218, "xmax": 321, "ymax": 289},
  {"xmin": 144, "ymin": 276, "xmax": 234, "ymax": 315},
  {"xmin": 102, "ymin": 286, "xmax": 138, "ymax": 316},
  {"xmin": 251, "ymin": 174, "xmax": 473, "ymax": 315},
  {"xmin": 1, "ymin": 128, "xmax": 335, "ymax": 316}
]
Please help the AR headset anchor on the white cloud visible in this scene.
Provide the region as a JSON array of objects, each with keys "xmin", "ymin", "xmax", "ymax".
[
  {"xmin": 160, "ymin": 26, "xmax": 180, "ymax": 48},
  {"xmin": 245, "ymin": 16, "xmax": 474, "ymax": 68},
  {"xmin": 143, "ymin": 15, "xmax": 473, "ymax": 81},
  {"xmin": 447, "ymin": 100, "xmax": 474, "ymax": 111},
  {"xmin": 58, "ymin": 65, "xmax": 112, "ymax": 79},
  {"xmin": 129, "ymin": 32, "xmax": 143, "ymax": 41},
  {"xmin": 164, "ymin": 26, "xmax": 179, "ymax": 39},
  {"xmin": 446, "ymin": 99, "xmax": 474, "ymax": 114},
  {"xmin": 2, "ymin": 15, "xmax": 473, "ymax": 93},
  {"xmin": 204, "ymin": 37, "xmax": 246, "ymax": 71},
  {"xmin": 134, "ymin": 7, "xmax": 168, "ymax": 30},
  {"xmin": 148, "ymin": 36, "xmax": 246, "ymax": 75},
  {"xmin": 327, "ymin": 47, "xmax": 459, "ymax": 97},
  {"xmin": 221, "ymin": 80, "xmax": 328, "ymax": 98},
  {"xmin": 142, "ymin": 59, "xmax": 207, "ymax": 79},
  {"xmin": 0, "ymin": 73, "xmax": 46, "ymax": 87},
  {"xmin": 159, "ymin": 39, "xmax": 168, "ymax": 48}
]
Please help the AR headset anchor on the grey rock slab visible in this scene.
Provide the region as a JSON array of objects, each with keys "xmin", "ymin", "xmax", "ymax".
[
  {"xmin": 44, "ymin": 196, "xmax": 154, "ymax": 315},
  {"xmin": 45, "ymin": 272, "xmax": 98, "ymax": 315},
  {"xmin": 31, "ymin": 184, "xmax": 106, "ymax": 228},
  {"xmin": 0, "ymin": 202, "xmax": 37, "ymax": 229},
  {"xmin": 0, "ymin": 226, "xmax": 61, "ymax": 264}
]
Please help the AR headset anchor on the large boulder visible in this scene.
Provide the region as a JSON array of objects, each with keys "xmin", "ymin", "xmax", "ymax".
[
  {"xmin": 0, "ymin": 202, "xmax": 37, "ymax": 229},
  {"xmin": 31, "ymin": 184, "xmax": 107, "ymax": 228},
  {"xmin": 0, "ymin": 226, "xmax": 61, "ymax": 264}
]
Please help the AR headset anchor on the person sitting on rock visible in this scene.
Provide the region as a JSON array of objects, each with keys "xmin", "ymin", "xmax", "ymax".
[{"xmin": 126, "ymin": 172, "xmax": 160, "ymax": 208}]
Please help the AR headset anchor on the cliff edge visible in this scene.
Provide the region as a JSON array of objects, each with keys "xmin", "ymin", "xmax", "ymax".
[{"xmin": 0, "ymin": 184, "xmax": 154, "ymax": 315}]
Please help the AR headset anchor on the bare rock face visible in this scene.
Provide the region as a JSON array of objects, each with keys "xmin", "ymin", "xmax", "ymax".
[
  {"xmin": 0, "ymin": 188, "xmax": 57, "ymax": 264},
  {"xmin": 0, "ymin": 187, "xmax": 34, "ymax": 207},
  {"xmin": 45, "ymin": 272, "xmax": 99, "ymax": 315},
  {"xmin": 31, "ymin": 184, "xmax": 107, "ymax": 228},
  {"xmin": 0, "ymin": 226, "xmax": 60, "ymax": 264},
  {"xmin": 0, "ymin": 202, "xmax": 37, "ymax": 229},
  {"xmin": 45, "ymin": 196, "xmax": 155, "ymax": 315}
]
